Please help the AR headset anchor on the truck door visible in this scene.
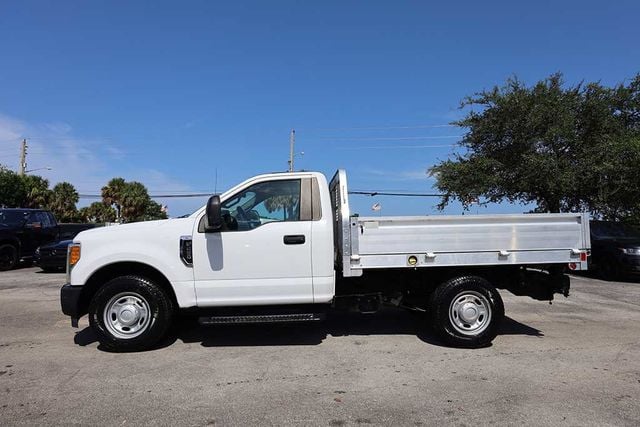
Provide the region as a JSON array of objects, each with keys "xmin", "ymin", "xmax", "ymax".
[{"xmin": 191, "ymin": 178, "xmax": 314, "ymax": 306}]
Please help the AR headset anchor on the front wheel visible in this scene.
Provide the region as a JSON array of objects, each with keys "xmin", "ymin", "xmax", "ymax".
[
  {"xmin": 429, "ymin": 276, "xmax": 504, "ymax": 348},
  {"xmin": 89, "ymin": 275, "xmax": 173, "ymax": 351},
  {"xmin": 0, "ymin": 244, "xmax": 18, "ymax": 271}
]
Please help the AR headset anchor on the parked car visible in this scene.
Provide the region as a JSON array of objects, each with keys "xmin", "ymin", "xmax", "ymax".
[
  {"xmin": 0, "ymin": 208, "xmax": 98, "ymax": 271},
  {"xmin": 590, "ymin": 221, "xmax": 640, "ymax": 280},
  {"xmin": 34, "ymin": 239, "xmax": 73, "ymax": 272},
  {"xmin": 0, "ymin": 208, "xmax": 59, "ymax": 271}
]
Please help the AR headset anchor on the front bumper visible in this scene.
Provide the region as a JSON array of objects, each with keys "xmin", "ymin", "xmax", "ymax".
[
  {"xmin": 60, "ymin": 283, "xmax": 83, "ymax": 327},
  {"xmin": 36, "ymin": 256, "xmax": 66, "ymax": 269},
  {"xmin": 620, "ymin": 255, "xmax": 640, "ymax": 274}
]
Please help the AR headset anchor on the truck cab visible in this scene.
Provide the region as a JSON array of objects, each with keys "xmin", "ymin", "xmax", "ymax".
[{"xmin": 190, "ymin": 172, "xmax": 335, "ymax": 306}]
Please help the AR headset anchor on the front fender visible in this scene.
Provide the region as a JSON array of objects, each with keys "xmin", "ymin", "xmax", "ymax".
[{"xmin": 70, "ymin": 240, "xmax": 196, "ymax": 308}]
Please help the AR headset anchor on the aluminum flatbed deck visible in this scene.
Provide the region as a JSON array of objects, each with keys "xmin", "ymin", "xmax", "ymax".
[{"xmin": 330, "ymin": 170, "xmax": 590, "ymax": 277}]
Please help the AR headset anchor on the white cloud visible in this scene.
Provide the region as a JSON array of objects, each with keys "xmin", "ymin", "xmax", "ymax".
[
  {"xmin": 0, "ymin": 114, "xmax": 26, "ymax": 143},
  {"xmin": 0, "ymin": 112, "xmax": 200, "ymax": 216}
]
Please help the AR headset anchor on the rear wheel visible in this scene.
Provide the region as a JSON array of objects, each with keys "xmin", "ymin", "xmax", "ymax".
[
  {"xmin": 429, "ymin": 276, "xmax": 504, "ymax": 348},
  {"xmin": 89, "ymin": 275, "xmax": 173, "ymax": 351},
  {"xmin": 0, "ymin": 244, "xmax": 18, "ymax": 271}
]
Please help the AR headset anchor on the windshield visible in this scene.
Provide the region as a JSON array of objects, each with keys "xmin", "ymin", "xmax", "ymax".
[
  {"xmin": 591, "ymin": 221, "xmax": 640, "ymax": 239},
  {"xmin": 0, "ymin": 210, "xmax": 29, "ymax": 227}
]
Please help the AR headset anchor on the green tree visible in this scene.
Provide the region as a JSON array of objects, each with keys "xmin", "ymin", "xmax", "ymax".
[
  {"xmin": 78, "ymin": 202, "xmax": 117, "ymax": 223},
  {"xmin": 21, "ymin": 174, "xmax": 52, "ymax": 208},
  {"xmin": 0, "ymin": 166, "xmax": 26, "ymax": 207},
  {"xmin": 430, "ymin": 73, "xmax": 640, "ymax": 223},
  {"xmin": 143, "ymin": 200, "xmax": 167, "ymax": 221},
  {"xmin": 49, "ymin": 182, "xmax": 79, "ymax": 222},
  {"xmin": 101, "ymin": 178, "xmax": 167, "ymax": 223},
  {"xmin": 101, "ymin": 177, "xmax": 126, "ymax": 221},
  {"xmin": 120, "ymin": 181, "xmax": 150, "ymax": 222}
]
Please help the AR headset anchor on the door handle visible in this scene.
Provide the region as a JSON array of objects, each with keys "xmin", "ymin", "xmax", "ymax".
[{"xmin": 283, "ymin": 235, "xmax": 306, "ymax": 245}]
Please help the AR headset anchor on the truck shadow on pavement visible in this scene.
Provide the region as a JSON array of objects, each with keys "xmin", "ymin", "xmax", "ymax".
[{"xmin": 73, "ymin": 309, "xmax": 543, "ymax": 352}]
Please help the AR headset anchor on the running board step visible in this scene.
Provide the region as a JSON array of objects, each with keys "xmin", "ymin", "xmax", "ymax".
[{"xmin": 198, "ymin": 313, "xmax": 324, "ymax": 325}]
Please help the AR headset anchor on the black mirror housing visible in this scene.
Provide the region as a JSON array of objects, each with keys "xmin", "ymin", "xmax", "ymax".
[{"xmin": 205, "ymin": 195, "xmax": 223, "ymax": 232}]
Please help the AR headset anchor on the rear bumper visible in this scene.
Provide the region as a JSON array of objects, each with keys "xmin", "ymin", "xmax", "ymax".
[{"xmin": 60, "ymin": 283, "xmax": 82, "ymax": 327}]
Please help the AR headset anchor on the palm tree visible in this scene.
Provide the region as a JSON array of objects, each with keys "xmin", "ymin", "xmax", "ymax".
[
  {"xmin": 120, "ymin": 181, "xmax": 151, "ymax": 222},
  {"xmin": 101, "ymin": 177, "xmax": 126, "ymax": 222},
  {"xmin": 21, "ymin": 175, "xmax": 52, "ymax": 208},
  {"xmin": 50, "ymin": 182, "xmax": 79, "ymax": 222},
  {"xmin": 78, "ymin": 202, "xmax": 117, "ymax": 223}
]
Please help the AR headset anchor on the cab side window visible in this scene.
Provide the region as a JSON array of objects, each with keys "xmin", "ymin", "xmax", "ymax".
[{"xmin": 220, "ymin": 180, "xmax": 301, "ymax": 231}]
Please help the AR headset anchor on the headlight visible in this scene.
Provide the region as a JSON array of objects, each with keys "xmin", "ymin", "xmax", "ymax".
[{"xmin": 66, "ymin": 243, "xmax": 81, "ymax": 282}]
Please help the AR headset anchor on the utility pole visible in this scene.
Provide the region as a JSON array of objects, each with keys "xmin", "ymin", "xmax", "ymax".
[
  {"xmin": 19, "ymin": 139, "xmax": 27, "ymax": 176},
  {"xmin": 288, "ymin": 129, "xmax": 295, "ymax": 172}
]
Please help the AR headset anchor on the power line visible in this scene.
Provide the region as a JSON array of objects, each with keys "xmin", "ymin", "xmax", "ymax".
[
  {"xmin": 78, "ymin": 193, "xmax": 212, "ymax": 199},
  {"xmin": 303, "ymin": 124, "xmax": 456, "ymax": 131},
  {"xmin": 316, "ymin": 135, "xmax": 462, "ymax": 142},
  {"xmin": 336, "ymin": 144, "xmax": 457, "ymax": 150},
  {"xmin": 349, "ymin": 191, "xmax": 445, "ymax": 197},
  {"xmin": 77, "ymin": 191, "xmax": 449, "ymax": 199}
]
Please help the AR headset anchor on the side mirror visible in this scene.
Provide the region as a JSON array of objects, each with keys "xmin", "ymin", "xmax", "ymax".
[{"xmin": 205, "ymin": 195, "xmax": 222, "ymax": 232}]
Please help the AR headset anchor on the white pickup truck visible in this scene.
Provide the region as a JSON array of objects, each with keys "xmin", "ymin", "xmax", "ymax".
[{"xmin": 61, "ymin": 170, "xmax": 590, "ymax": 351}]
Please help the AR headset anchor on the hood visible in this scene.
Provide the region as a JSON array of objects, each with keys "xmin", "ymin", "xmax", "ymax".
[
  {"xmin": 40, "ymin": 239, "xmax": 73, "ymax": 250},
  {"xmin": 613, "ymin": 238, "xmax": 640, "ymax": 248},
  {"xmin": 73, "ymin": 217, "xmax": 194, "ymax": 242}
]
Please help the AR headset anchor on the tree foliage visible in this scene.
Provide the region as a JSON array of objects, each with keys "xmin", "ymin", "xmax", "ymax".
[
  {"xmin": 430, "ymin": 73, "xmax": 640, "ymax": 223},
  {"xmin": 0, "ymin": 166, "xmax": 26, "ymax": 207},
  {"xmin": 101, "ymin": 177, "xmax": 126, "ymax": 220},
  {"xmin": 78, "ymin": 202, "xmax": 117, "ymax": 223},
  {"xmin": 49, "ymin": 182, "xmax": 80, "ymax": 222},
  {"xmin": 102, "ymin": 178, "xmax": 167, "ymax": 222},
  {"xmin": 22, "ymin": 175, "xmax": 52, "ymax": 208},
  {"xmin": 0, "ymin": 165, "xmax": 167, "ymax": 223}
]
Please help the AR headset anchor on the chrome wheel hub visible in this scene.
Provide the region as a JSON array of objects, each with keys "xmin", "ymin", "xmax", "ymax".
[
  {"xmin": 103, "ymin": 292, "xmax": 151, "ymax": 339},
  {"xmin": 449, "ymin": 291, "xmax": 492, "ymax": 336}
]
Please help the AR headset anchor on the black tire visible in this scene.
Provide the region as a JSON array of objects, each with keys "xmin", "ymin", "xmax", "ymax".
[
  {"xmin": 429, "ymin": 276, "xmax": 504, "ymax": 348},
  {"xmin": 88, "ymin": 275, "xmax": 173, "ymax": 352},
  {"xmin": 0, "ymin": 244, "xmax": 18, "ymax": 271},
  {"xmin": 41, "ymin": 266, "xmax": 62, "ymax": 273}
]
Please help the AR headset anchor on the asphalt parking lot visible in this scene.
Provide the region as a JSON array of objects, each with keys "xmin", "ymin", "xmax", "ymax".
[{"xmin": 1, "ymin": 267, "xmax": 639, "ymax": 426}]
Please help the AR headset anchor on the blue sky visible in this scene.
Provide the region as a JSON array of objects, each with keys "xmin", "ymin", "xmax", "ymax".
[{"xmin": 1, "ymin": 1, "xmax": 639, "ymax": 217}]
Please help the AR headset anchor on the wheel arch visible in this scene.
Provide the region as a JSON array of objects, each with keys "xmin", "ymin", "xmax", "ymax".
[
  {"xmin": 0, "ymin": 237, "xmax": 21, "ymax": 251},
  {"xmin": 78, "ymin": 261, "xmax": 178, "ymax": 318}
]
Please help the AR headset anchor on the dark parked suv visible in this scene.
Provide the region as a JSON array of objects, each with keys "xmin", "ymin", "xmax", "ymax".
[
  {"xmin": 590, "ymin": 221, "xmax": 640, "ymax": 281},
  {"xmin": 0, "ymin": 208, "xmax": 59, "ymax": 271}
]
